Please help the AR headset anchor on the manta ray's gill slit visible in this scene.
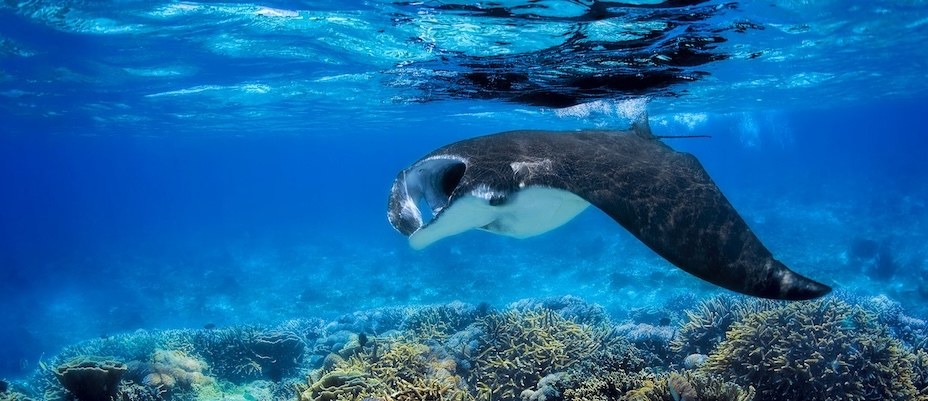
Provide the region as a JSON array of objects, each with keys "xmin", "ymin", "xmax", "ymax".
[{"xmin": 441, "ymin": 162, "xmax": 466, "ymax": 198}]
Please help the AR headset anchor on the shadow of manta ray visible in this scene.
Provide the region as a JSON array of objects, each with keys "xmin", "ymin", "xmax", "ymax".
[{"xmin": 387, "ymin": 112, "xmax": 831, "ymax": 300}]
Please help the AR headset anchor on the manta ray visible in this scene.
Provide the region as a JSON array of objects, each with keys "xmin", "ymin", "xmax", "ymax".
[{"xmin": 386, "ymin": 113, "xmax": 831, "ymax": 300}]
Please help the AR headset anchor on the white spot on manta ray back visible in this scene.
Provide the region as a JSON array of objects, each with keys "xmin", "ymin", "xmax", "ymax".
[
  {"xmin": 511, "ymin": 158, "xmax": 553, "ymax": 188},
  {"xmin": 510, "ymin": 159, "xmax": 553, "ymax": 176}
]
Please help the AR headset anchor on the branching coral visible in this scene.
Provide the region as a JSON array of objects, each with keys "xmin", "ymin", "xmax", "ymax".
[
  {"xmin": 0, "ymin": 389, "xmax": 36, "ymax": 401},
  {"xmin": 913, "ymin": 349, "xmax": 928, "ymax": 397},
  {"xmin": 670, "ymin": 295, "xmax": 766, "ymax": 356},
  {"xmin": 116, "ymin": 382, "xmax": 165, "ymax": 401},
  {"xmin": 49, "ymin": 331, "xmax": 165, "ymax": 378},
  {"xmin": 622, "ymin": 371, "xmax": 754, "ymax": 401},
  {"xmin": 562, "ymin": 369, "xmax": 649, "ymax": 401},
  {"xmin": 703, "ymin": 298, "xmax": 921, "ymax": 401},
  {"xmin": 297, "ymin": 335, "xmax": 471, "ymax": 401},
  {"xmin": 402, "ymin": 302, "xmax": 478, "ymax": 343},
  {"xmin": 566, "ymin": 327, "xmax": 647, "ymax": 378},
  {"xmin": 563, "ymin": 369, "xmax": 752, "ymax": 401},
  {"xmin": 249, "ymin": 331, "xmax": 306, "ymax": 382},
  {"xmin": 469, "ymin": 308, "xmax": 601, "ymax": 401},
  {"xmin": 508, "ymin": 296, "xmax": 610, "ymax": 327},
  {"xmin": 191, "ymin": 326, "xmax": 305, "ymax": 383}
]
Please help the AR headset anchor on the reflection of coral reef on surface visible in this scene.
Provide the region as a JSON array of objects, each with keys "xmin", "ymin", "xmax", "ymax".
[{"xmin": 8, "ymin": 295, "xmax": 928, "ymax": 401}]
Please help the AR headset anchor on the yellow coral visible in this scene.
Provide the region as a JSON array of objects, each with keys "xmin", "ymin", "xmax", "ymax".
[
  {"xmin": 297, "ymin": 335, "xmax": 471, "ymax": 401},
  {"xmin": 469, "ymin": 308, "xmax": 602, "ymax": 401}
]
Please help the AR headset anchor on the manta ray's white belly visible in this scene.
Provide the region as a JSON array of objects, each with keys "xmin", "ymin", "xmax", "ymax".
[{"xmin": 409, "ymin": 187, "xmax": 590, "ymax": 250}]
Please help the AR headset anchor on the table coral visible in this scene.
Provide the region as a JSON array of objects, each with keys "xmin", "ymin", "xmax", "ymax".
[{"xmin": 54, "ymin": 357, "xmax": 126, "ymax": 401}]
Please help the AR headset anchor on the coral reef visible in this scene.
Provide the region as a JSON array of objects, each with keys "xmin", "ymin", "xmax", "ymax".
[
  {"xmin": 508, "ymin": 296, "xmax": 609, "ymax": 327},
  {"xmin": 296, "ymin": 335, "xmax": 470, "ymax": 401},
  {"xmin": 16, "ymin": 297, "xmax": 928, "ymax": 401},
  {"xmin": 468, "ymin": 308, "xmax": 601, "ymax": 401},
  {"xmin": 681, "ymin": 354, "xmax": 707, "ymax": 370},
  {"xmin": 519, "ymin": 372, "xmax": 565, "ymax": 401},
  {"xmin": 54, "ymin": 357, "xmax": 127, "ymax": 401},
  {"xmin": 670, "ymin": 295, "xmax": 765, "ymax": 356},
  {"xmin": 191, "ymin": 326, "xmax": 306, "ymax": 383},
  {"xmin": 703, "ymin": 297, "xmax": 921, "ymax": 401},
  {"xmin": 622, "ymin": 371, "xmax": 754, "ymax": 401},
  {"xmin": 0, "ymin": 379, "xmax": 35, "ymax": 401},
  {"xmin": 562, "ymin": 369, "xmax": 753, "ymax": 401},
  {"xmin": 402, "ymin": 302, "xmax": 479, "ymax": 342},
  {"xmin": 913, "ymin": 349, "xmax": 928, "ymax": 397},
  {"xmin": 125, "ymin": 349, "xmax": 214, "ymax": 395},
  {"xmin": 249, "ymin": 331, "xmax": 306, "ymax": 382},
  {"xmin": 614, "ymin": 323, "xmax": 674, "ymax": 367},
  {"xmin": 0, "ymin": 392, "xmax": 35, "ymax": 401},
  {"xmin": 116, "ymin": 382, "xmax": 164, "ymax": 401},
  {"xmin": 561, "ymin": 369, "xmax": 648, "ymax": 401}
]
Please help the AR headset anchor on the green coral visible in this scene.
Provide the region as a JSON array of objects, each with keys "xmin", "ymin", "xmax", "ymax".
[{"xmin": 703, "ymin": 298, "xmax": 921, "ymax": 401}]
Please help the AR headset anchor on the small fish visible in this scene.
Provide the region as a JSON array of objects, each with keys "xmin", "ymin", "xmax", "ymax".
[
  {"xmin": 659, "ymin": 317, "xmax": 671, "ymax": 326},
  {"xmin": 358, "ymin": 332, "xmax": 368, "ymax": 347},
  {"xmin": 243, "ymin": 392, "xmax": 257, "ymax": 401},
  {"xmin": 204, "ymin": 323, "xmax": 216, "ymax": 330}
]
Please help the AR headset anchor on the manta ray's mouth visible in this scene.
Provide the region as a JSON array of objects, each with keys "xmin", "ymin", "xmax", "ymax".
[{"xmin": 387, "ymin": 157, "xmax": 466, "ymax": 236}]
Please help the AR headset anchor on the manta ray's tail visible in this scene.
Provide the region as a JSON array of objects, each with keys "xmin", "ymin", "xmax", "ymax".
[{"xmin": 759, "ymin": 259, "xmax": 832, "ymax": 300}]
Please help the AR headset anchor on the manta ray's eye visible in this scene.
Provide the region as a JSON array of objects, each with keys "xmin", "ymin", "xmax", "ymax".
[{"xmin": 440, "ymin": 162, "xmax": 466, "ymax": 197}]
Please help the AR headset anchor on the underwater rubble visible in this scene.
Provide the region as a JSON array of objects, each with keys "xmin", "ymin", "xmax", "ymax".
[{"xmin": 3, "ymin": 294, "xmax": 928, "ymax": 401}]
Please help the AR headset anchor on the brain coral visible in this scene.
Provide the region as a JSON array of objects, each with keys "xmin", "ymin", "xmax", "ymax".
[{"xmin": 703, "ymin": 297, "xmax": 923, "ymax": 401}]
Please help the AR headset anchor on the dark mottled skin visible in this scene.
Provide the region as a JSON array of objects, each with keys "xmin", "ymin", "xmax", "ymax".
[{"xmin": 389, "ymin": 124, "xmax": 831, "ymax": 300}]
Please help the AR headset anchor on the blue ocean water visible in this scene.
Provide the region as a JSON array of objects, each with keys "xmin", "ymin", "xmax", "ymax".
[{"xmin": 1, "ymin": 0, "xmax": 927, "ymax": 399}]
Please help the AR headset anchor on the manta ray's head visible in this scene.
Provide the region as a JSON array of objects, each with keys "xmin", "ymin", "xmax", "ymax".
[
  {"xmin": 388, "ymin": 151, "xmax": 592, "ymax": 250},
  {"xmin": 387, "ymin": 156, "xmax": 469, "ymax": 239}
]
